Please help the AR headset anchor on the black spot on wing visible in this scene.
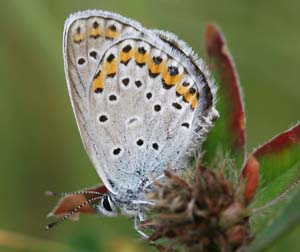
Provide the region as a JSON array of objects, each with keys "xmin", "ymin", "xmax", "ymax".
[
  {"xmin": 109, "ymin": 94, "xmax": 117, "ymax": 101},
  {"xmin": 154, "ymin": 104, "xmax": 161, "ymax": 112},
  {"xmin": 109, "ymin": 24, "xmax": 117, "ymax": 31},
  {"xmin": 99, "ymin": 115, "xmax": 108, "ymax": 122},
  {"xmin": 152, "ymin": 143, "xmax": 159, "ymax": 150},
  {"xmin": 138, "ymin": 47, "xmax": 146, "ymax": 54},
  {"xmin": 122, "ymin": 45, "xmax": 132, "ymax": 52},
  {"xmin": 89, "ymin": 51, "xmax": 97, "ymax": 59},
  {"xmin": 122, "ymin": 78, "xmax": 130, "ymax": 86},
  {"xmin": 168, "ymin": 66, "xmax": 179, "ymax": 76},
  {"xmin": 113, "ymin": 148, "xmax": 121, "ymax": 155},
  {"xmin": 93, "ymin": 21, "xmax": 99, "ymax": 28},
  {"xmin": 107, "ymin": 54, "xmax": 115, "ymax": 62},
  {"xmin": 77, "ymin": 58, "xmax": 86, "ymax": 65},
  {"xmin": 152, "ymin": 56, "xmax": 162, "ymax": 65},
  {"xmin": 135, "ymin": 80, "xmax": 142, "ymax": 88},
  {"xmin": 136, "ymin": 139, "xmax": 144, "ymax": 146},
  {"xmin": 172, "ymin": 102, "xmax": 182, "ymax": 110},
  {"xmin": 146, "ymin": 92, "xmax": 152, "ymax": 99},
  {"xmin": 181, "ymin": 122, "xmax": 190, "ymax": 128}
]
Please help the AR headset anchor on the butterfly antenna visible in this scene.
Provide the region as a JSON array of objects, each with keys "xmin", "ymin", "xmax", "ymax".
[
  {"xmin": 45, "ymin": 190, "xmax": 104, "ymax": 197},
  {"xmin": 45, "ymin": 195, "xmax": 102, "ymax": 230}
]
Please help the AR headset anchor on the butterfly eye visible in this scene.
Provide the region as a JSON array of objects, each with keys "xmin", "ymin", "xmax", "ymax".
[
  {"xmin": 98, "ymin": 195, "xmax": 117, "ymax": 216},
  {"xmin": 102, "ymin": 195, "xmax": 112, "ymax": 211}
]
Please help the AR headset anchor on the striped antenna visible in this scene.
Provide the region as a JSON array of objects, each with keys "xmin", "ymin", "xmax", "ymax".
[
  {"xmin": 45, "ymin": 195, "xmax": 102, "ymax": 230},
  {"xmin": 45, "ymin": 190, "xmax": 104, "ymax": 197}
]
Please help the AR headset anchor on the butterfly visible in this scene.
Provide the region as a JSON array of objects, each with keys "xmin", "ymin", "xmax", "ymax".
[{"xmin": 46, "ymin": 9, "xmax": 218, "ymax": 235}]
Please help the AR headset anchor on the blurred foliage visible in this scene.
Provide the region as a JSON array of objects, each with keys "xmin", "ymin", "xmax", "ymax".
[
  {"xmin": 249, "ymin": 188, "xmax": 300, "ymax": 252},
  {"xmin": 0, "ymin": 0, "xmax": 299, "ymax": 252}
]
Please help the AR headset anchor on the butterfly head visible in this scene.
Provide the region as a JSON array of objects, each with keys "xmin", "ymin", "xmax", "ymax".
[{"xmin": 45, "ymin": 185, "xmax": 119, "ymax": 230}]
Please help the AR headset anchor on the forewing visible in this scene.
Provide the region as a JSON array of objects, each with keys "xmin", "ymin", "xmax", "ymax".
[{"xmin": 63, "ymin": 10, "xmax": 143, "ymax": 192}]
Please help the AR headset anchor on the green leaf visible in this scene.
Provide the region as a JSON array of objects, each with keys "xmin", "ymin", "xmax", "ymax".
[
  {"xmin": 247, "ymin": 188, "xmax": 300, "ymax": 252},
  {"xmin": 254, "ymin": 162, "xmax": 300, "ymax": 209},
  {"xmin": 252, "ymin": 124, "xmax": 300, "ymax": 208},
  {"xmin": 202, "ymin": 24, "xmax": 246, "ymax": 171}
]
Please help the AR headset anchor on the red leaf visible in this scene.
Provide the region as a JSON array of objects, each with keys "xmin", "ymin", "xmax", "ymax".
[
  {"xmin": 205, "ymin": 24, "xmax": 246, "ymax": 151},
  {"xmin": 242, "ymin": 155, "xmax": 260, "ymax": 205},
  {"xmin": 48, "ymin": 185, "xmax": 107, "ymax": 220},
  {"xmin": 254, "ymin": 124, "xmax": 300, "ymax": 157},
  {"xmin": 203, "ymin": 24, "xmax": 246, "ymax": 169}
]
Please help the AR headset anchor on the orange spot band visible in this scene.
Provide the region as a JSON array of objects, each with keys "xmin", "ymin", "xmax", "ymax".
[
  {"xmin": 135, "ymin": 52, "xmax": 149, "ymax": 65},
  {"xmin": 104, "ymin": 60, "xmax": 118, "ymax": 76},
  {"xmin": 105, "ymin": 29, "xmax": 119, "ymax": 39},
  {"xmin": 176, "ymin": 85, "xmax": 189, "ymax": 96},
  {"xmin": 92, "ymin": 71, "xmax": 104, "ymax": 92},
  {"xmin": 120, "ymin": 49, "xmax": 134, "ymax": 64},
  {"xmin": 149, "ymin": 60, "xmax": 163, "ymax": 75},
  {"xmin": 73, "ymin": 33, "xmax": 84, "ymax": 43},
  {"xmin": 89, "ymin": 28, "xmax": 102, "ymax": 38}
]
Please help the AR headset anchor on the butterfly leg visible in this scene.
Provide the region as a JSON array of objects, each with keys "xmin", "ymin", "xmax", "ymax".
[
  {"xmin": 134, "ymin": 213, "xmax": 149, "ymax": 239},
  {"xmin": 132, "ymin": 199, "xmax": 155, "ymax": 206}
]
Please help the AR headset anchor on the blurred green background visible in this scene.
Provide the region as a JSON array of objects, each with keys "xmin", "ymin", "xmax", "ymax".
[{"xmin": 0, "ymin": 0, "xmax": 299, "ymax": 251}]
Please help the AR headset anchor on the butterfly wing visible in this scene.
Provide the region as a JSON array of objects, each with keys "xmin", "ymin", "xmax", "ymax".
[
  {"xmin": 63, "ymin": 10, "xmax": 144, "ymax": 192},
  {"xmin": 88, "ymin": 32, "xmax": 217, "ymax": 194},
  {"xmin": 64, "ymin": 10, "xmax": 217, "ymax": 196}
]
